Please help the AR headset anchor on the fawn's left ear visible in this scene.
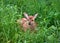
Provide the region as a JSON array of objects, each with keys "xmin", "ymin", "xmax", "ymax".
[
  {"xmin": 33, "ymin": 13, "xmax": 38, "ymax": 20},
  {"xmin": 24, "ymin": 12, "xmax": 29, "ymax": 20}
]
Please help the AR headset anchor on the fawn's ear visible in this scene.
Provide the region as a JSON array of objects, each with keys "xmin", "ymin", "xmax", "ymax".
[
  {"xmin": 33, "ymin": 13, "xmax": 38, "ymax": 20},
  {"xmin": 24, "ymin": 12, "xmax": 29, "ymax": 20}
]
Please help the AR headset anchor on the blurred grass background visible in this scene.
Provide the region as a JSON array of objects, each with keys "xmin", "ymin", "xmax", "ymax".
[{"xmin": 0, "ymin": 0, "xmax": 60, "ymax": 43}]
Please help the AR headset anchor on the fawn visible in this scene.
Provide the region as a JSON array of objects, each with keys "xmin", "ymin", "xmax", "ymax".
[{"xmin": 17, "ymin": 12, "xmax": 38, "ymax": 32}]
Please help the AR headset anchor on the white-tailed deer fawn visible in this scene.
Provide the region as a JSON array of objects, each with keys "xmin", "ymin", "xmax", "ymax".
[{"xmin": 17, "ymin": 12, "xmax": 38, "ymax": 32}]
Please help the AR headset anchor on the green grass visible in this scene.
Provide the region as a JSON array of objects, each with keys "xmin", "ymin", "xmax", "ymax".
[{"xmin": 0, "ymin": 0, "xmax": 60, "ymax": 43}]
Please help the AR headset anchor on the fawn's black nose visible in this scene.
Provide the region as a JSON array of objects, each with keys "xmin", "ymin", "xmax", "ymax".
[{"xmin": 29, "ymin": 22, "xmax": 31, "ymax": 25}]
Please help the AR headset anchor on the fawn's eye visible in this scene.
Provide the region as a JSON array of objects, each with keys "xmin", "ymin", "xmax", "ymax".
[{"xmin": 32, "ymin": 20, "xmax": 33, "ymax": 21}]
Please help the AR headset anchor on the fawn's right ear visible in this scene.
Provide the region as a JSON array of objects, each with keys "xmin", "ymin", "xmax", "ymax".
[
  {"xmin": 24, "ymin": 12, "xmax": 29, "ymax": 20},
  {"xmin": 33, "ymin": 13, "xmax": 38, "ymax": 20}
]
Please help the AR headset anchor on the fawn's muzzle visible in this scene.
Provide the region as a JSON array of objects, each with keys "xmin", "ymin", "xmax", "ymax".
[{"xmin": 29, "ymin": 22, "xmax": 31, "ymax": 25}]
